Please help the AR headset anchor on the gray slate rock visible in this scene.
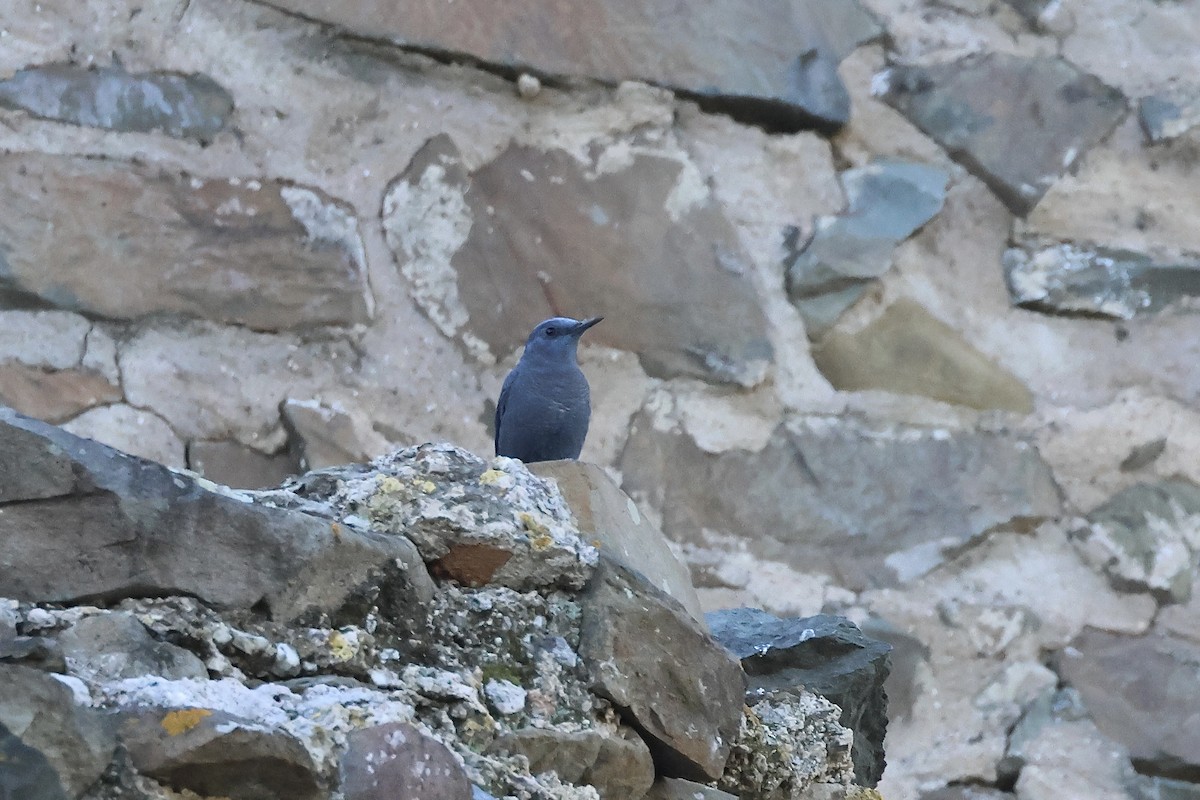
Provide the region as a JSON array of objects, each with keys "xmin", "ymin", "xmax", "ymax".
[
  {"xmin": 530, "ymin": 460, "xmax": 706, "ymax": 624},
  {"xmin": 1058, "ymin": 627, "xmax": 1200, "ymax": 781},
  {"xmin": 1139, "ymin": 85, "xmax": 1200, "ymax": 143},
  {"xmin": 263, "ymin": 0, "xmax": 880, "ymax": 131},
  {"xmin": 489, "ymin": 726, "xmax": 655, "ymax": 800},
  {"xmin": 883, "ymin": 54, "xmax": 1126, "ymax": 214},
  {"xmin": 0, "ymin": 665, "xmax": 117, "ymax": 797},
  {"xmin": 1004, "ymin": 242, "xmax": 1200, "ymax": 319},
  {"xmin": 1072, "ymin": 479, "xmax": 1200, "ymax": 603},
  {"xmin": 384, "ymin": 135, "xmax": 773, "ymax": 387},
  {"xmin": 59, "ymin": 612, "xmax": 208, "ymax": 683},
  {"xmin": 121, "ymin": 707, "xmax": 321, "ymax": 800},
  {"xmin": 0, "ymin": 62, "xmax": 232, "ymax": 141},
  {"xmin": 0, "ymin": 721, "xmax": 69, "ymax": 800},
  {"xmin": 340, "ymin": 722, "xmax": 472, "ymax": 800},
  {"xmin": 621, "ymin": 417, "xmax": 1061, "ymax": 590},
  {"xmin": 579, "ymin": 557, "xmax": 746, "ymax": 782},
  {"xmin": 0, "ymin": 153, "xmax": 372, "ymax": 330},
  {"xmin": 258, "ymin": 443, "xmax": 597, "ymax": 591},
  {"xmin": 707, "ymin": 608, "xmax": 891, "ymax": 787},
  {"xmin": 0, "ymin": 407, "xmax": 433, "ymax": 624},
  {"xmin": 786, "ymin": 159, "xmax": 948, "ymax": 336}
]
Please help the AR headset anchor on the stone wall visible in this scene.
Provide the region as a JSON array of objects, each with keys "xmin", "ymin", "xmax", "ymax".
[{"xmin": 1, "ymin": 1, "xmax": 1198, "ymax": 798}]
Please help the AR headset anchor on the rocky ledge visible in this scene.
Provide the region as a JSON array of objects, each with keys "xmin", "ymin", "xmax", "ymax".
[{"xmin": 0, "ymin": 406, "xmax": 889, "ymax": 800}]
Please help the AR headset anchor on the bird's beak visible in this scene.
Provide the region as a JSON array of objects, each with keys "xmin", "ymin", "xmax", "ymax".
[{"xmin": 574, "ymin": 317, "xmax": 603, "ymax": 335}]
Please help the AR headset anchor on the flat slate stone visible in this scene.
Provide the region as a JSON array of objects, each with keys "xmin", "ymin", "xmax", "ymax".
[
  {"xmin": 263, "ymin": 0, "xmax": 882, "ymax": 131},
  {"xmin": 579, "ymin": 556, "xmax": 746, "ymax": 781},
  {"xmin": 882, "ymin": 54, "xmax": 1126, "ymax": 214},
  {"xmin": 1071, "ymin": 479, "xmax": 1200, "ymax": 603},
  {"xmin": 1005, "ymin": 242, "xmax": 1200, "ymax": 319},
  {"xmin": 1058, "ymin": 627, "xmax": 1200, "ymax": 781},
  {"xmin": 0, "ymin": 62, "xmax": 232, "ymax": 141},
  {"xmin": 621, "ymin": 418, "xmax": 1061, "ymax": 590},
  {"xmin": 1139, "ymin": 84, "xmax": 1200, "ymax": 143},
  {"xmin": 122, "ymin": 707, "xmax": 321, "ymax": 800},
  {"xmin": 340, "ymin": 722, "xmax": 472, "ymax": 800},
  {"xmin": 811, "ymin": 298, "xmax": 1033, "ymax": 412},
  {"xmin": 0, "ymin": 153, "xmax": 371, "ymax": 330},
  {"xmin": 786, "ymin": 159, "xmax": 949, "ymax": 335},
  {"xmin": 530, "ymin": 460, "xmax": 705, "ymax": 624},
  {"xmin": 0, "ymin": 407, "xmax": 433, "ymax": 623},
  {"xmin": 489, "ymin": 726, "xmax": 655, "ymax": 800},
  {"xmin": 707, "ymin": 608, "xmax": 891, "ymax": 786},
  {"xmin": 384, "ymin": 136, "xmax": 772, "ymax": 386}
]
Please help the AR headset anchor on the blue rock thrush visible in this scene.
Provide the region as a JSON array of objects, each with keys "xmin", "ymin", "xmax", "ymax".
[{"xmin": 495, "ymin": 316, "xmax": 603, "ymax": 463}]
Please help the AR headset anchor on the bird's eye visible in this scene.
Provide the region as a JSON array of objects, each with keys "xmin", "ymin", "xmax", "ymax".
[{"xmin": 544, "ymin": 327, "xmax": 558, "ymax": 337}]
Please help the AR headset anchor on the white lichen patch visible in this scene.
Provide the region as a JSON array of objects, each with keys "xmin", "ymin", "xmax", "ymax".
[
  {"xmin": 381, "ymin": 162, "xmax": 482, "ymax": 358},
  {"xmin": 331, "ymin": 444, "xmax": 597, "ymax": 589}
]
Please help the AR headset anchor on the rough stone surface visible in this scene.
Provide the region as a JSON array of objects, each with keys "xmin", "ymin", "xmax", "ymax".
[
  {"xmin": 0, "ymin": 407, "xmax": 433, "ymax": 622},
  {"xmin": 0, "ymin": 720, "xmax": 69, "ymax": 800},
  {"xmin": 340, "ymin": 722, "xmax": 472, "ymax": 800},
  {"xmin": 1139, "ymin": 85, "xmax": 1200, "ymax": 144},
  {"xmin": 187, "ymin": 439, "xmax": 297, "ymax": 489},
  {"xmin": 622, "ymin": 417, "xmax": 1061, "ymax": 589},
  {"xmin": 121, "ymin": 706, "xmax": 322, "ymax": 800},
  {"xmin": 59, "ymin": 612, "xmax": 208, "ymax": 683},
  {"xmin": 786, "ymin": 159, "xmax": 948, "ymax": 335},
  {"xmin": 0, "ymin": 665, "xmax": 117, "ymax": 797},
  {"xmin": 708, "ymin": 608, "xmax": 891, "ymax": 787},
  {"xmin": 882, "ymin": 54, "xmax": 1126, "ymax": 214},
  {"xmin": 530, "ymin": 460, "xmax": 705, "ymax": 624},
  {"xmin": 1059, "ymin": 628, "xmax": 1200, "ymax": 781},
  {"xmin": 262, "ymin": 0, "xmax": 881, "ymax": 130},
  {"xmin": 384, "ymin": 136, "xmax": 773, "ymax": 386},
  {"xmin": 1004, "ymin": 242, "xmax": 1200, "ymax": 319},
  {"xmin": 1071, "ymin": 480, "xmax": 1200, "ymax": 603},
  {"xmin": 645, "ymin": 777, "xmax": 738, "ymax": 800},
  {"xmin": 719, "ymin": 692, "xmax": 856, "ymax": 798},
  {"xmin": 61, "ymin": 403, "xmax": 186, "ymax": 469},
  {"xmin": 261, "ymin": 443, "xmax": 598, "ymax": 591},
  {"xmin": 0, "ymin": 154, "xmax": 371, "ymax": 330},
  {"xmin": 281, "ymin": 398, "xmax": 390, "ymax": 470},
  {"xmin": 0, "ymin": 363, "xmax": 121, "ymax": 424},
  {"xmin": 578, "ymin": 557, "xmax": 745, "ymax": 781},
  {"xmin": 0, "ymin": 62, "xmax": 233, "ymax": 140},
  {"xmin": 811, "ymin": 298, "xmax": 1034, "ymax": 412},
  {"xmin": 490, "ymin": 726, "xmax": 655, "ymax": 800}
]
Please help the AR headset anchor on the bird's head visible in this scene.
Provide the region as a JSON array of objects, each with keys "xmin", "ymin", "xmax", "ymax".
[{"xmin": 521, "ymin": 316, "xmax": 603, "ymax": 363}]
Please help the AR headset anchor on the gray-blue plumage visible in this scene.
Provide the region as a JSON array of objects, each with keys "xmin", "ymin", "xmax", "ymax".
[{"xmin": 495, "ymin": 316, "xmax": 603, "ymax": 463}]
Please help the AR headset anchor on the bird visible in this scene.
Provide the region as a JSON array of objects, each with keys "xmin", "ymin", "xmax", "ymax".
[{"xmin": 495, "ymin": 316, "xmax": 603, "ymax": 463}]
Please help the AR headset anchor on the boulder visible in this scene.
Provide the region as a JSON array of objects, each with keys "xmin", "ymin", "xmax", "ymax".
[
  {"xmin": 0, "ymin": 665, "xmax": 117, "ymax": 797},
  {"xmin": 0, "ymin": 407, "xmax": 433, "ymax": 623},
  {"xmin": 489, "ymin": 726, "xmax": 655, "ymax": 800},
  {"xmin": 58, "ymin": 612, "xmax": 208, "ymax": 683},
  {"xmin": 121, "ymin": 707, "xmax": 321, "ymax": 800},
  {"xmin": 579, "ymin": 557, "xmax": 746, "ymax": 781},
  {"xmin": 707, "ymin": 608, "xmax": 891, "ymax": 786},
  {"xmin": 530, "ymin": 460, "xmax": 705, "ymax": 623},
  {"xmin": 340, "ymin": 722, "xmax": 472, "ymax": 800}
]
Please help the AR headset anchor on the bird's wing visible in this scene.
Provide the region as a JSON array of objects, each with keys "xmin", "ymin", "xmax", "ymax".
[{"xmin": 494, "ymin": 368, "xmax": 518, "ymax": 453}]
